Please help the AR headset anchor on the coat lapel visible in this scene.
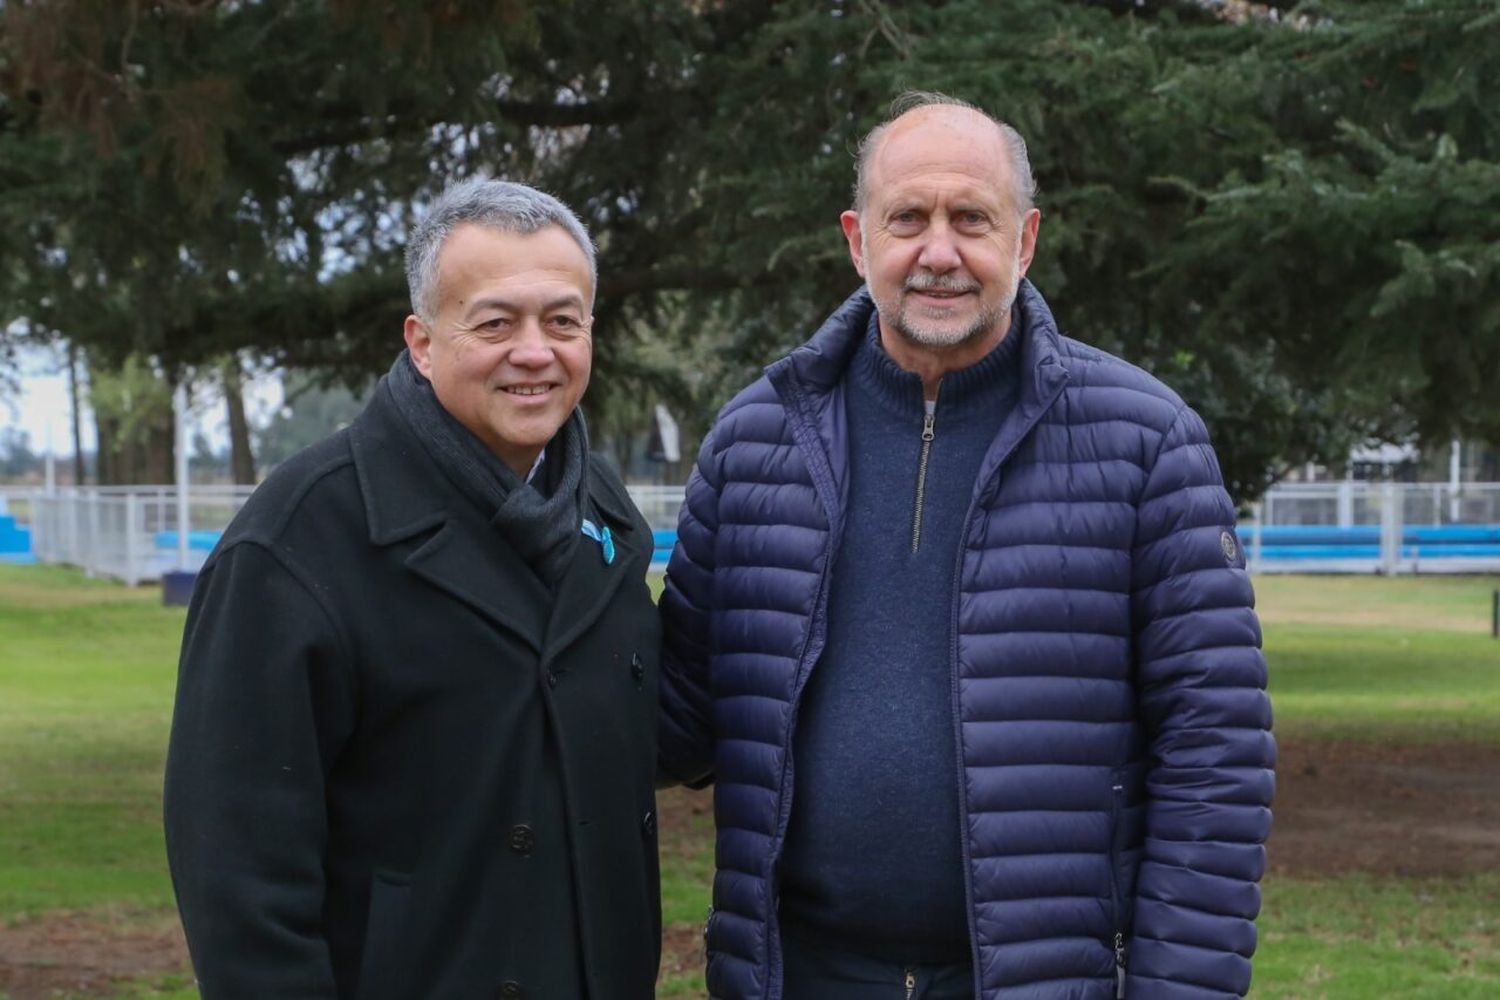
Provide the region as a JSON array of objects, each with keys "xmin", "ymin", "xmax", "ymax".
[
  {"xmin": 350, "ymin": 384, "xmax": 548, "ymax": 654},
  {"xmin": 405, "ymin": 520, "xmax": 549, "ymax": 654},
  {"xmin": 971, "ymin": 289, "xmax": 1071, "ymax": 499},
  {"xmin": 541, "ymin": 468, "xmax": 645, "ymax": 664}
]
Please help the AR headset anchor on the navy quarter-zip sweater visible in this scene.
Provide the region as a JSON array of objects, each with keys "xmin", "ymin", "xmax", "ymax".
[{"xmin": 779, "ymin": 308, "xmax": 1023, "ymax": 963}]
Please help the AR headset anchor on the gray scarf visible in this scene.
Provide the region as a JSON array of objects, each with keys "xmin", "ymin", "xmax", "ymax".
[{"xmin": 384, "ymin": 350, "xmax": 586, "ymax": 587}]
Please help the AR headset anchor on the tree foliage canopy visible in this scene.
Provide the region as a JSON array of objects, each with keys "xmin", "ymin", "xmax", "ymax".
[{"xmin": 2, "ymin": 0, "xmax": 1496, "ymax": 499}]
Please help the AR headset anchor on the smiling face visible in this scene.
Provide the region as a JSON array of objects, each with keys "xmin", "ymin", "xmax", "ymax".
[
  {"xmin": 841, "ymin": 105, "xmax": 1040, "ymax": 378},
  {"xmin": 404, "ymin": 223, "xmax": 594, "ymax": 477}
]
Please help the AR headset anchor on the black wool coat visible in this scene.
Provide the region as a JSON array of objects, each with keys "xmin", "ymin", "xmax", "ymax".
[{"xmin": 164, "ymin": 384, "xmax": 662, "ymax": 1000}]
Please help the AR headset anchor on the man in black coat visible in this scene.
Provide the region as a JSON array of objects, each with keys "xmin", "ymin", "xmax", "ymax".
[{"xmin": 164, "ymin": 178, "xmax": 662, "ymax": 999}]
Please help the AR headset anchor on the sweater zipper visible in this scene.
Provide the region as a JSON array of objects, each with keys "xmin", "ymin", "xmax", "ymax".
[{"xmin": 911, "ymin": 399, "xmax": 937, "ymax": 553}]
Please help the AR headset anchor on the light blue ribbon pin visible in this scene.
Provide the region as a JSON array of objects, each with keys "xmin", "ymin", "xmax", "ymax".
[{"xmin": 581, "ymin": 518, "xmax": 615, "ymax": 565}]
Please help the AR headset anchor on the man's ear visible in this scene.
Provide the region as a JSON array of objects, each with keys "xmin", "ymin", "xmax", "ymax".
[
  {"xmin": 1016, "ymin": 207, "xmax": 1042, "ymax": 280},
  {"xmin": 840, "ymin": 210, "xmax": 867, "ymax": 279},
  {"xmin": 403, "ymin": 315, "xmax": 434, "ymax": 377}
]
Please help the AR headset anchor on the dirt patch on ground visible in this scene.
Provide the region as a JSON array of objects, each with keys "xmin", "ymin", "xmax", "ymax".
[
  {"xmin": 1269, "ymin": 738, "xmax": 1500, "ymax": 878},
  {"xmin": 660, "ymin": 921, "xmax": 706, "ymax": 985},
  {"xmin": 0, "ymin": 909, "xmax": 188, "ymax": 1000},
  {"xmin": 0, "ymin": 742, "xmax": 1494, "ymax": 997},
  {"xmin": 658, "ymin": 783, "xmax": 713, "ymax": 841}
]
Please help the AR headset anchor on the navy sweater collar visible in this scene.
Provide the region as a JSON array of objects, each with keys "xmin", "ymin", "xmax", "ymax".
[
  {"xmin": 849, "ymin": 306, "xmax": 1024, "ymax": 419},
  {"xmin": 769, "ymin": 279, "xmax": 1067, "ymax": 397}
]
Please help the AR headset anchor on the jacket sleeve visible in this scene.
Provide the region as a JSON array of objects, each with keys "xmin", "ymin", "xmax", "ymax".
[
  {"xmin": 1125, "ymin": 405, "xmax": 1276, "ymax": 999},
  {"xmin": 656, "ymin": 428, "xmax": 723, "ymax": 786},
  {"xmin": 163, "ymin": 541, "xmax": 356, "ymax": 999}
]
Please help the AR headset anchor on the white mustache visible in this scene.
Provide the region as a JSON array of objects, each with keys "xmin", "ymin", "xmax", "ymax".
[{"xmin": 904, "ymin": 275, "xmax": 979, "ymax": 293}]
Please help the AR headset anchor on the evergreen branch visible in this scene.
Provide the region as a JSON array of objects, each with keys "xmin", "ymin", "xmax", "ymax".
[{"xmin": 269, "ymin": 95, "xmax": 642, "ymax": 155}]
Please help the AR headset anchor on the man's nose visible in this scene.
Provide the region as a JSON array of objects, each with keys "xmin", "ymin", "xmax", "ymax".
[
  {"xmin": 508, "ymin": 321, "xmax": 554, "ymax": 367},
  {"xmin": 915, "ymin": 220, "xmax": 961, "ymax": 272}
]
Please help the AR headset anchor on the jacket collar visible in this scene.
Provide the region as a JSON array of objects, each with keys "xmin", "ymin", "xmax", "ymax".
[
  {"xmin": 350, "ymin": 379, "xmax": 450, "ymax": 546},
  {"xmin": 348, "ymin": 381, "xmax": 644, "ymax": 660},
  {"xmin": 764, "ymin": 280, "xmax": 1072, "ymax": 528}
]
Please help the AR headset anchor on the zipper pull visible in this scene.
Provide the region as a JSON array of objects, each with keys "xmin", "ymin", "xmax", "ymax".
[
  {"xmin": 1115, "ymin": 931, "xmax": 1127, "ymax": 998},
  {"xmin": 921, "ymin": 411, "xmax": 936, "ymax": 442},
  {"xmin": 904, "ymin": 968, "xmax": 916, "ymax": 1000}
]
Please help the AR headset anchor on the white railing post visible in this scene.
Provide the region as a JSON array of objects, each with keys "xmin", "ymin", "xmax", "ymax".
[
  {"xmin": 87, "ymin": 492, "xmax": 102, "ymax": 578},
  {"xmin": 1249, "ymin": 501, "xmax": 1263, "ymax": 574},
  {"xmin": 1379, "ymin": 482, "xmax": 1400, "ymax": 575},
  {"xmin": 1449, "ymin": 439, "xmax": 1462, "ymax": 523},
  {"xmin": 174, "ymin": 382, "xmax": 191, "ymax": 570},
  {"xmin": 124, "ymin": 492, "xmax": 139, "ymax": 587},
  {"xmin": 70, "ymin": 491, "xmax": 83, "ymax": 567}
]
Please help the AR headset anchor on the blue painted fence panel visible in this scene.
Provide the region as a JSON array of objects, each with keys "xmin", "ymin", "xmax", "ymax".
[
  {"xmin": 151, "ymin": 524, "xmax": 1500, "ymax": 565},
  {"xmin": 154, "ymin": 530, "xmax": 227, "ymax": 552},
  {"xmin": 1239, "ymin": 523, "xmax": 1500, "ymax": 560},
  {"xmin": 0, "ymin": 513, "xmax": 34, "ymax": 563}
]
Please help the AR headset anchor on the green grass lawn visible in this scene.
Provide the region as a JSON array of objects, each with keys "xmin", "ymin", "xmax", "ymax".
[
  {"xmin": 1263, "ymin": 574, "xmax": 1500, "ymax": 743},
  {"xmin": 0, "ymin": 566, "xmax": 185, "ymax": 919},
  {"xmin": 1257, "ymin": 875, "xmax": 1500, "ymax": 999},
  {"xmin": 2, "ymin": 565, "xmax": 1498, "ymax": 998}
]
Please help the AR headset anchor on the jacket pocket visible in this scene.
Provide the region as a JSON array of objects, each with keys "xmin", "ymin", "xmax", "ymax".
[
  {"xmin": 1107, "ymin": 764, "xmax": 1145, "ymax": 996},
  {"xmin": 1107, "ymin": 770, "xmax": 1126, "ymax": 929},
  {"xmin": 358, "ymin": 868, "xmax": 413, "ymax": 1000},
  {"xmin": 1107, "ymin": 771, "xmax": 1127, "ymax": 994}
]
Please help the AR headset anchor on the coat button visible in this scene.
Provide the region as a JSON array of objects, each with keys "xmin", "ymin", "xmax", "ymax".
[
  {"xmin": 630, "ymin": 652, "xmax": 645, "ymax": 684},
  {"xmin": 546, "ymin": 670, "xmax": 558, "ymax": 689},
  {"xmin": 641, "ymin": 810, "xmax": 656, "ymax": 839},
  {"xmin": 499, "ymin": 981, "xmax": 524, "ymax": 999},
  {"xmin": 508, "ymin": 825, "xmax": 535, "ymax": 855}
]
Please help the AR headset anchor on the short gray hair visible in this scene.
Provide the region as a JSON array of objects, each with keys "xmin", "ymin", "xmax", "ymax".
[
  {"xmin": 404, "ymin": 177, "xmax": 597, "ymax": 321},
  {"xmin": 852, "ymin": 91, "xmax": 1037, "ymax": 216}
]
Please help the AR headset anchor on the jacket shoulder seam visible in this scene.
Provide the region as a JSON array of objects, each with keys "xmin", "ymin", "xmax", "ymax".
[{"xmin": 210, "ymin": 536, "xmax": 357, "ymax": 686}]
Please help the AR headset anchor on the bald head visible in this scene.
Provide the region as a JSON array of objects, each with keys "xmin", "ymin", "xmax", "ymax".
[{"xmin": 852, "ymin": 91, "xmax": 1036, "ymax": 217}]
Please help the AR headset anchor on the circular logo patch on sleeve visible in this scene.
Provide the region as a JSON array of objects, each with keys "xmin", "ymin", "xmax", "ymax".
[{"xmin": 1220, "ymin": 529, "xmax": 1239, "ymax": 563}]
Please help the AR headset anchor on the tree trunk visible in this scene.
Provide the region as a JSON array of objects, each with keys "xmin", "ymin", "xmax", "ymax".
[
  {"xmin": 145, "ymin": 412, "xmax": 175, "ymax": 485},
  {"xmin": 67, "ymin": 344, "xmax": 86, "ymax": 486},
  {"xmin": 94, "ymin": 412, "xmax": 115, "ymax": 485},
  {"xmin": 222, "ymin": 357, "xmax": 257, "ymax": 484}
]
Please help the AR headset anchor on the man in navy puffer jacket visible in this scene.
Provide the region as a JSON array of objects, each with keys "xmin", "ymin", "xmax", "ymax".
[{"xmin": 659, "ymin": 91, "xmax": 1275, "ymax": 1000}]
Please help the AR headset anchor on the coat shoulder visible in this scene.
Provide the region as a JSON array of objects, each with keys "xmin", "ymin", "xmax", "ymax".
[
  {"xmin": 704, "ymin": 375, "xmax": 788, "ymax": 457},
  {"xmin": 1054, "ymin": 334, "xmax": 1188, "ymax": 435},
  {"xmin": 212, "ymin": 430, "xmax": 362, "ymax": 562}
]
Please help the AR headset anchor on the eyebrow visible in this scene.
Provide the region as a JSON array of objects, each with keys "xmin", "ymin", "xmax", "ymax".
[
  {"xmin": 462, "ymin": 293, "xmax": 586, "ymax": 321},
  {"xmin": 542, "ymin": 294, "xmax": 587, "ymax": 313}
]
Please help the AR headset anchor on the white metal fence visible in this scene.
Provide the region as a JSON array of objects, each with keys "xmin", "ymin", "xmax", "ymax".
[
  {"xmin": 8, "ymin": 480, "xmax": 1500, "ymax": 583},
  {"xmin": 18, "ymin": 486, "xmax": 257, "ymax": 585},
  {"xmin": 627, "ymin": 485, "xmax": 688, "ymax": 532},
  {"xmin": 1242, "ymin": 482, "xmax": 1500, "ymax": 574},
  {"xmin": 1249, "ymin": 481, "xmax": 1500, "ymax": 530},
  {"xmin": 8, "ymin": 483, "xmax": 688, "ymax": 585}
]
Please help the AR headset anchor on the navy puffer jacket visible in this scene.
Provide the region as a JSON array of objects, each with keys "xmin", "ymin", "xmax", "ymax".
[{"xmin": 660, "ymin": 282, "xmax": 1275, "ymax": 1000}]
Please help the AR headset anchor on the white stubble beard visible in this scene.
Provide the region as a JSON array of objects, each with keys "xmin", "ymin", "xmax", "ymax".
[{"xmin": 878, "ymin": 234, "xmax": 1024, "ymax": 350}]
